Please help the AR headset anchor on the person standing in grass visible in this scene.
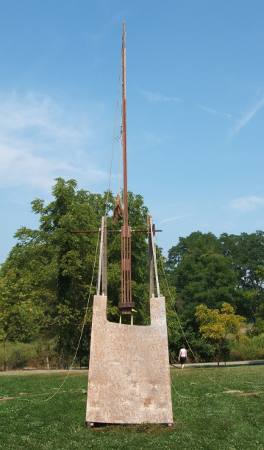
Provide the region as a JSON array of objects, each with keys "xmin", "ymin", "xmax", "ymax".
[{"xmin": 178, "ymin": 345, "xmax": 187, "ymax": 369}]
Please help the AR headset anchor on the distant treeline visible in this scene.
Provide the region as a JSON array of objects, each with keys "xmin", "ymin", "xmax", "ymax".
[{"xmin": 0, "ymin": 178, "xmax": 264, "ymax": 370}]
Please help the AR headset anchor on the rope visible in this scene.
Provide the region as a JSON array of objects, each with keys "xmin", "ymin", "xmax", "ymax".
[
  {"xmin": 157, "ymin": 247, "xmax": 198, "ymax": 363},
  {"xmin": 104, "ymin": 66, "xmax": 121, "ymax": 215},
  {"xmin": 39, "ymin": 228, "xmax": 100, "ymax": 403},
  {"xmin": 155, "ymin": 236, "xmax": 237, "ymax": 397},
  {"xmin": 18, "ymin": 49, "xmax": 122, "ymax": 405},
  {"xmin": 1, "ymin": 388, "xmax": 85, "ymax": 403},
  {"xmin": 7, "ymin": 47, "xmax": 126, "ymax": 411}
]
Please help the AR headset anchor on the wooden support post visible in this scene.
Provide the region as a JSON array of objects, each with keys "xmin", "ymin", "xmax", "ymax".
[
  {"xmin": 149, "ymin": 216, "xmax": 161, "ymax": 298},
  {"xmin": 102, "ymin": 217, "xmax": 107, "ymax": 296},
  {"xmin": 148, "ymin": 216, "xmax": 155, "ymax": 298},
  {"xmin": 96, "ymin": 216, "xmax": 107, "ymax": 295},
  {"xmin": 97, "ymin": 217, "xmax": 105, "ymax": 296}
]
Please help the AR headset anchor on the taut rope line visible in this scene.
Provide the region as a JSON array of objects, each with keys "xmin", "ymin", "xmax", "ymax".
[
  {"xmin": 15, "ymin": 229, "xmax": 101, "ymax": 405},
  {"xmin": 42, "ymin": 228, "xmax": 100, "ymax": 403}
]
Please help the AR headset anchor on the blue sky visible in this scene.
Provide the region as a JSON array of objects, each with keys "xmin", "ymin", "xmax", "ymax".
[{"xmin": 1, "ymin": 0, "xmax": 264, "ymax": 261}]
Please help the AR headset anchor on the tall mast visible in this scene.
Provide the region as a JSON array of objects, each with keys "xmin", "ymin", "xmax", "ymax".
[
  {"xmin": 122, "ymin": 22, "xmax": 128, "ymax": 228},
  {"xmin": 119, "ymin": 22, "xmax": 134, "ymax": 315}
]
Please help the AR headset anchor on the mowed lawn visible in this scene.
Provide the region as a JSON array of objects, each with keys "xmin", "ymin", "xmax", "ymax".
[{"xmin": 0, "ymin": 366, "xmax": 264, "ymax": 450}]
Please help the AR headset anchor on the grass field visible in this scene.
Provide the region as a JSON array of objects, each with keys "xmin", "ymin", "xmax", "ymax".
[{"xmin": 0, "ymin": 366, "xmax": 264, "ymax": 450}]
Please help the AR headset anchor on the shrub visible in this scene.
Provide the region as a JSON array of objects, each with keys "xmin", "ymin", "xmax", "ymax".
[
  {"xmin": 0, "ymin": 340, "xmax": 59, "ymax": 370},
  {"xmin": 230, "ymin": 334, "xmax": 264, "ymax": 361},
  {"xmin": 0, "ymin": 342, "xmax": 37, "ymax": 370}
]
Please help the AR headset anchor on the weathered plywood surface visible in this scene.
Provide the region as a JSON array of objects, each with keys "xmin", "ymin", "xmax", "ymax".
[{"xmin": 86, "ymin": 295, "xmax": 173, "ymax": 424}]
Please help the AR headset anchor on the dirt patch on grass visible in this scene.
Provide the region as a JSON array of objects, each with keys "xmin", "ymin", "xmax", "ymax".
[
  {"xmin": 0, "ymin": 396, "xmax": 16, "ymax": 402},
  {"xmin": 237, "ymin": 391, "xmax": 263, "ymax": 397},
  {"xmin": 224, "ymin": 390, "xmax": 264, "ymax": 397}
]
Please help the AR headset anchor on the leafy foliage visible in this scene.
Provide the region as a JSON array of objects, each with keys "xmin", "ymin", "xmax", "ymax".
[
  {"xmin": 1, "ymin": 178, "xmax": 264, "ymax": 366},
  {"xmin": 0, "ymin": 178, "xmax": 149, "ymax": 366},
  {"xmin": 195, "ymin": 303, "xmax": 245, "ymax": 362}
]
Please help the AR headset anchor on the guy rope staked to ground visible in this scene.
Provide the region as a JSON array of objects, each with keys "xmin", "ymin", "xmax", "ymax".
[{"xmin": 1, "ymin": 4, "xmax": 264, "ymax": 450}]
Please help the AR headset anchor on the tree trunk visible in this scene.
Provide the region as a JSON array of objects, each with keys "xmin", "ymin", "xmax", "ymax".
[{"xmin": 3, "ymin": 339, "xmax": 7, "ymax": 371}]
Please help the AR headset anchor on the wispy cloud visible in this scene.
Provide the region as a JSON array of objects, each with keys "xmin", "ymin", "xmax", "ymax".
[
  {"xmin": 141, "ymin": 90, "xmax": 232, "ymax": 122},
  {"xmin": 141, "ymin": 89, "xmax": 182, "ymax": 104},
  {"xmin": 160, "ymin": 214, "xmax": 191, "ymax": 224},
  {"xmin": 0, "ymin": 91, "xmax": 106, "ymax": 190},
  {"xmin": 233, "ymin": 95, "xmax": 264, "ymax": 135},
  {"xmin": 230, "ymin": 195, "xmax": 264, "ymax": 212},
  {"xmin": 198, "ymin": 104, "xmax": 232, "ymax": 120}
]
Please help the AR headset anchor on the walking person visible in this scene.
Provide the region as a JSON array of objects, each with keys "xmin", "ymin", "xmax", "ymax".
[{"xmin": 178, "ymin": 345, "xmax": 187, "ymax": 369}]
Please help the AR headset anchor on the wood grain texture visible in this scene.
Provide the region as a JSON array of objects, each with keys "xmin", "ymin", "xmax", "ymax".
[{"xmin": 86, "ymin": 295, "xmax": 173, "ymax": 424}]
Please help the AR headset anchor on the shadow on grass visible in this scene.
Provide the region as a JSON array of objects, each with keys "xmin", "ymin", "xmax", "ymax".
[{"xmin": 86, "ymin": 422, "xmax": 176, "ymax": 434}]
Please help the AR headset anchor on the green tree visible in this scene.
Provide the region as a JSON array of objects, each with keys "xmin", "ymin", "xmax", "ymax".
[
  {"xmin": 195, "ymin": 302, "xmax": 245, "ymax": 363},
  {"xmin": 219, "ymin": 232, "xmax": 264, "ymax": 321},
  {"xmin": 167, "ymin": 232, "xmax": 237, "ymax": 322},
  {"xmin": 0, "ymin": 270, "xmax": 43, "ymax": 370},
  {"xmin": 0, "ymin": 178, "xmax": 150, "ymax": 366}
]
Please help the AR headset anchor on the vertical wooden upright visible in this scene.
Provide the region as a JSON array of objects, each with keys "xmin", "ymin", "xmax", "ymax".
[
  {"xmin": 86, "ymin": 23, "xmax": 173, "ymax": 427},
  {"xmin": 148, "ymin": 216, "xmax": 155, "ymax": 298},
  {"xmin": 102, "ymin": 218, "xmax": 107, "ymax": 296},
  {"xmin": 119, "ymin": 22, "xmax": 134, "ymax": 314}
]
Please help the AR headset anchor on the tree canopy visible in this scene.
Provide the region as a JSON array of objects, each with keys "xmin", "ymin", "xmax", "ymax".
[
  {"xmin": 1, "ymin": 178, "xmax": 264, "ymax": 368},
  {"xmin": 196, "ymin": 302, "xmax": 245, "ymax": 362},
  {"xmin": 0, "ymin": 178, "xmax": 151, "ymax": 365}
]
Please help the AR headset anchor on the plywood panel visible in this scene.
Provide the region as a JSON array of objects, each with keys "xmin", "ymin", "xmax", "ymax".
[{"xmin": 86, "ymin": 295, "xmax": 173, "ymax": 424}]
